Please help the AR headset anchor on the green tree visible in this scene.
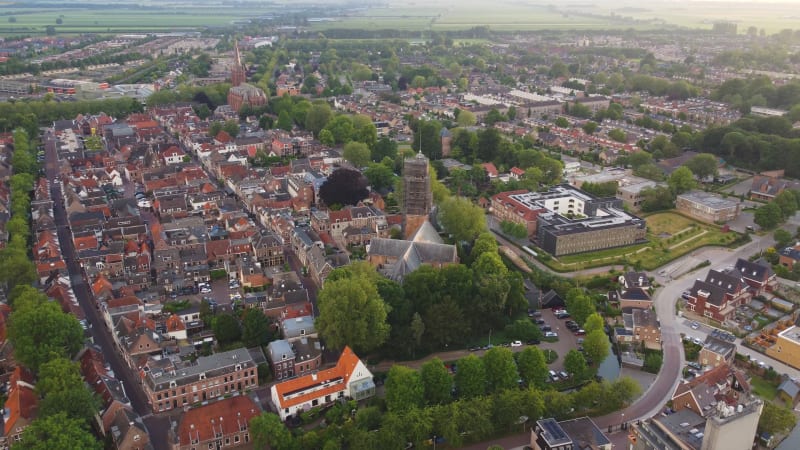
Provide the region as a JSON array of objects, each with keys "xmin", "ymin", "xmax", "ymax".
[
  {"xmin": 483, "ymin": 347, "xmax": 519, "ymax": 393},
  {"xmin": 277, "ymin": 110, "xmax": 293, "ymax": 131},
  {"xmin": 323, "ymin": 115, "xmax": 355, "ymax": 145},
  {"xmin": 454, "ymin": 354, "xmax": 486, "ymax": 399},
  {"xmin": 372, "ymin": 137, "xmax": 398, "ymax": 162},
  {"xmin": 775, "ymin": 229, "xmax": 793, "ymax": 248},
  {"xmin": 643, "ymin": 352, "xmax": 663, "ymax": 373},
  {"xmin": 438, "ymin": 196, "xmax": 487, "ymax": 242},
  {"xmin": 565, "ymin": 288, "xmax": 595, "ymax": 327},
  {"xmin": 457, "ymin": 110, "xmax": 477, "ymax": 127},
  {"xmin": 410, "ymin": 312, "xmax": 425, "ymax": 356},
  {"xmin": 319, "ymin": 128, "xmax": 335, "ymax": 146},
  {"xmin": 554, "ymin": 117, "xmax": 570, "ymax": 128},
  {"xmin": 754, "ymin": 202, "xmax": 783, "ymax": 230},
  {"xmin": 608, "ymin": 128, "xmax": 627, "ymax": 142},
  {"xmin": 305, "ymin": 102, "xmax": 333, "ymax": 137},
  {"xmin": 583, "ymin": 313, "xmax": 604, "ymax": 334},
  {"xmin": 564, "ymin": 349, "xmax": 588, "ymax": 380},
  {"xmin": 420, "ymin": 358, "xmax": 452, "ymax": 406},
  {"xmin": 250, "ymin": 413, "xmax": 297, "ymax": 450},
  {"xmin": 352, "ymin": 114, "xmax": 378, "ymax": 149},
  {"xmin": 315, "ymin": 271, "xmax": 389, "ymax": 353},
  {"xmin": 385, "ymin": 365, "xmax": 424, "ymax": 412},
  {"xmin": 470, "ymin": 232, "xmax": 499, "ymax": 262},
  {"xmin": 36, "ymin": 358, "xmax": 100, "ymax": 424},
  {"xmin": 582, "ymin": 121, "xmax": 599, "ymax": 134},
  {"xmin": 640, "ymin": 185, "xmax": 675, "ymax": 212},
  {"xmin": 504, "ymin": 319, "xmax": 542, "ymax": 342},
  {"xmin": 583, "ymin": 328, "xmax": 610, "ymax": 364},
  {"xmin": 685, "ymin": 153, "xmax": 719, "ymax": 180},
  {"xmin": 364, "ymin": 163, "xmax": 395, "ymax": 191},
  {"xmin": 8, "ymin": 293, "xmax": 83, "ymax": 372},
  {"xmin": 15, "ymin": 413, "xmax": 101, "ymax": 450},
  {"xmin": 774, "ymin": 190, "xmax": 798, "ymax": 218},
  {"xmin": 758, "ymin": 402, "xmax": 797, "ymax": 435},
  {"xmin": 0, "ymin": 247, "xmax": 36, "ymax": 292},
  {"xmin": 241, "ymin": 308, "xmax": 273, "ymax": 348},
  {"xmin": 517, "ymin": 347, "xmax": 548, "ymax": 388},
  {"xmin": 212, "ymin": 314, "xmax": 241, "ymax": 346},
  {"xmin": 570, "ymin": 102, "xmax": 592, "ymax": 119},
  {"xmin": 471, "ymin": 252, "xmax": 511, "ymax": 326},
  {"xmin": 668, "ymin": 166, "xmax": 697, "ymax": 194},
  {"xmin": 343, "ymin": 141, "xmax": 371, "ymax": 168},
  {"xmin": 208, "ymin": 121, "xmax": 223, "ymax": 137}
]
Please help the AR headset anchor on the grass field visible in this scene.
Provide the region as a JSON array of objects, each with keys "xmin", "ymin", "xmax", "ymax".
[{"xmin": 537, "ymin": 212, "xmax": 742, "ymax": 272}]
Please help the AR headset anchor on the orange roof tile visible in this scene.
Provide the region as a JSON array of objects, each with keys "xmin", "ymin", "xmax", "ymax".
[{"xmin": 272, "ymin": 346, "xmax": 362, "ymax": 410}]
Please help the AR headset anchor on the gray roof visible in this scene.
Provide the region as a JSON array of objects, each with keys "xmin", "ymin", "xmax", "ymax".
[
  {"xmin": 267, "ymin": 339, "xmax": 295, "ymax": 364},
  {"xmin": 282, "ymin": 315, "xmax": 316, "ymax": 340},
  {"xmin": 778, "ymin": 378, "xmax": 800, "ymax": 399},
  {"xmin": 367, "ymin": 237, "xmax": 457, "ymax": 281},
  {"xmin": 146, "ymin": 348, "xmax": 254, "ymax": 390}
]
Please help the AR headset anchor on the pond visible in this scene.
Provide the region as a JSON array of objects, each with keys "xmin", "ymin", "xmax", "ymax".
[{"xmin": 596, "ymin": 350, "xmax": 621, "ymax": 381}]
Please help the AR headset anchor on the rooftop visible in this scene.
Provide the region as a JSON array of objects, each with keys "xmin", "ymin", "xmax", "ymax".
[{"xmin": 678, "ymin": 191, "xmax": 740, "ymax": 210}]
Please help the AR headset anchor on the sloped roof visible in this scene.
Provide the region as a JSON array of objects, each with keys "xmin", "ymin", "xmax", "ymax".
[
  {"xmin": 271, "ymin": 346, "xmax": 364, "ymax": 410},
  {"xmin": 176, "ymin": 396, "xmax": 260, "ymax": 446}
]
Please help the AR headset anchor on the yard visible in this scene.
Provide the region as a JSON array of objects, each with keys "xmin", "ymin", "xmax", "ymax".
[{"xmin": 536, "ymin": 212, "xmax": 743, "ymax": 272}]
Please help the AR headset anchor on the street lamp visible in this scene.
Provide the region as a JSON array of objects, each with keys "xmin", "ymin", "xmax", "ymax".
[{"xmin": 621, "ymin": 413, "xmax": 625, "ymax": 431}]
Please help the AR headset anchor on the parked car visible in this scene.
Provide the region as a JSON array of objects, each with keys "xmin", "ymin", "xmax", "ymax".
[
  {"xmin": 691, "ymin": 321, "xmax": 700, "ymax": 330},
  {"xmin": 200, "ymin": 287, "xmax": 212, "ymax": 294},
  {"xmin": 526, "ymin": 339, "xmax": 541, "ymax": 345},
  {"xmin": 544, "ymin": 331, "xmax": 558, "ymax": 338},
  {"xmin": 540, "ymin": 325, "xmax": 552, "ymax": 332},
  {"xmin": 574, "ymin": 329, "xmax": 586, "ymax": 336},
  {"xmin": 511, "ymin": 340, "xmax": 523, "ymax": 347}
]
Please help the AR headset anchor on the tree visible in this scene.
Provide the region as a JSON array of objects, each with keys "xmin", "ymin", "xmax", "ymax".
[
  {"xmin": 608, "ymin": 128, "xmax": 627, "ymax": 142},
  {"xmin": 420, "ymin": 358, "xmax": 452, "ymax": 406},
  {"xmin": 16, "ymin": 413, "xmax": 101, "ymax": 450},
  {"xmin": 554, "ymin": 117, "xmax": 570, "ymax": 128},
  {"xmin": 470, "ymin": 232, "xmax": 499, "ymax": 262},
  {"xmin": 483, "ymin": 347, "xmax": 519, "ymax": 393},
  {"xmin": 0, "ymin": 248, "xmax": 36, "ymax": 292},
  {"xmin": 8, "ymin": 294, "xmax": 83, "ymax": 372},
  {"xmin": 563, "ymin": 349, "xmax": 588, "ymax": 380},
  {"xmin": 251, "ymin": 413, "xmax": 297, "ymax": 450},
  {"xmin": 212, "ymin": 314, "xmax": 241, "ymax": 346},
  {"xmin": 438, "ymin": 196, "xmax": 487, "ymax": 242},
  {"xmin": 639, "ymin": 186, "xmax": 675, "ymax": 212},
  {"xmin": 565, "ymin": 288, "xmax": 595, "ymax": 327},
  {"xmin": 504, "ymin": 319, "xmax": 542, "ymax": 342},
  {"xmin": 667, "ymin": 166, "xmax": 697, "ymax": 194},
  {"xmin": 410, "ymin": 312, "xmax": 425, "ymax": 356},
  {"xmin": 583, "ymin": 329, "xmax": 610, "ymax": 364},
  {"xmin": 583, "ymin": 313, "xmax": 604, "ymax": 334},
  {"xmin": 643, "ymin": 352, "xmax": 663, "ymax": 373},
  {"xmin": 582, "ymin": 121, "xmax": 598, "ymax": 134},
  {"xmin": 315, "ymin": 272, "xmax": 389, "ymax": 353},
  {"xmin": 517, "ymin": 347, "xmax": 548, "ymax": 388},
  {"xmin": 364, "ymin": 163, "xmax": 395, "ymax": 191},
  {"xmin": 241, "ymin": 308, "xmax": 274, "ymax": 348},
  {"xmin": 457, "ymin": 110, "xmax": 476, "ymax": 127},
  {"xmin": 570, "ymin": 102, "xmax": 592, "ymax": 119},
  {"xmin": 323, "ymin": 115, "xmax": 355, "ymax": 145},
  {"xmin": 471, "ymin": 252, "xmax": 511, "ymax": 327},
  {"xmin": 774, "ymin": 190, "xmax": 798, "ymax": 219},
  {"xmin": 318, "ymin": 168, "xmax": 369, "ymax": 207},
  {"xmin": 343, "ymin": 141, "xmax": 371, "ymax": 168},
  {"xmin": 36, "ymin": 357, "xmax": 100, "ymax": 424},
  {"xmin": 454, "ymin": 354, "xmax": 486, "ymax": 399},
  {"xmin": 277, "ymin": 110, "xmax": 293, "ymax": 131},
  {"xmin": 385, "ymin": 365, "xmax": 424, "ymax": 412},
  {"xmin": 758, "ymin": 402, "xmax": 797, "ymax": 435},
  {"xmin": 754, "ymin": 202, "xmax": 783, "ymax": 230},
  {"xmin": 208, "ymin": 121, "xmax": 223, "ymax": 137},
  {"xmin": 775, "ymin": 229, "xmax": 793, "ymax": 249},
  {"xmin": 372, "ymin": 137, "xmax": 398, "ymax": 162},
  {"xmin": 686, "ymin": 153, "xmax": 718, "ymax": 180},
  {"xmin": 352, "ymin": 114, "xmax": 378, "ymax": 149},
  {"xmin": 305, "ymin": 102, "xmax": 333, "ymax": 137}
]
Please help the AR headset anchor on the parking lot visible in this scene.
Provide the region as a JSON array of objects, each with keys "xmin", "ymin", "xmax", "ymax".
[{"xmin": 537, "ymin": 308, "xmax": 584, "ymax": 373}]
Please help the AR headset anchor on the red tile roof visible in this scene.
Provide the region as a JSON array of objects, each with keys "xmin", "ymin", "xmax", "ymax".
[{"xmin": 176, "ymin": 396, "xmax": 260, "ymax": 445}]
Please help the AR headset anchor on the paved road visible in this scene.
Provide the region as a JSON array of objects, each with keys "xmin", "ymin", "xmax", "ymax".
[
  {"xmin": 465, "ymin": 226, "xmax": 778, "ymax": 449},
  {"xmin": 45, "ymin": 130, "xmax": 172, "ymax": 448}
]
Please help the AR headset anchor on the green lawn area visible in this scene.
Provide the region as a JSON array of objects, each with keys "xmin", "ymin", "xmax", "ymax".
[
  {"xmin": 750, "ymin": 375, "xmax": 779, "ymax": 401},
  {"xmin": 536, "ymin": 212, "xmax": 743, "ymax": 272}
]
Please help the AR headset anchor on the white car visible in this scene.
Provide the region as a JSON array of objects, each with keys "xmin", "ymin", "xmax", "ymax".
[
  {"xmin": 200, "ymin": 287, "xmax": 212, "ymax": 294},
  {"xmin": 544, "ymin": 331, "xmax": 558, "ymax": 338},
  {"xmin": 510, "ymin": 340, "xmax": 523, "ymax": 347}
]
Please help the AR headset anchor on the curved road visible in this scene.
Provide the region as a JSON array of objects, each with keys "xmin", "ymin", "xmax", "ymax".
[{"xmin": 464, "ymin": 230, "xmax": 774, "ymax": 449}]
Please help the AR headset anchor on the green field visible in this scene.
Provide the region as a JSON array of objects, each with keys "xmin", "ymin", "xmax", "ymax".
[{"xmin": 536, "ymin": 212, "xmax": 742, "ymax": 272}]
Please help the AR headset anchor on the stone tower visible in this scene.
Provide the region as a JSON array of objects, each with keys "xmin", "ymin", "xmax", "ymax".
[{"xmin": 402, "ymin": 152, "xmax": 432, "ymax": 238}]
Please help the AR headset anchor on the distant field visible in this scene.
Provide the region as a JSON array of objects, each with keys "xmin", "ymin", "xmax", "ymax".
[{"xmin": 0, "ymin": 7, "xmax": 249, "ymax": 34}]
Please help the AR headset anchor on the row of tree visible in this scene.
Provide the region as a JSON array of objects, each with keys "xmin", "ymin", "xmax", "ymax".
[{"xmin": 1, "ymin": 130, "xmax": 102, "ymax": 448}]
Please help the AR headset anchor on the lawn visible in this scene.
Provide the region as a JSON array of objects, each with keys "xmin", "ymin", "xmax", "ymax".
[
  {"xmin": 536, "ymin": 212, "xmax": 743, "ymax": 272},
  {"xmin": 750, "ymin": 375, "xmax": 779, "ymax": 401}
]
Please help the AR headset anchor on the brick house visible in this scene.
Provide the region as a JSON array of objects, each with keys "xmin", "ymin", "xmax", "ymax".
[
  {"xmin": 733, "ymin": 258, "xmax": 776, "ymax": 294},
  {"xmin": 699, "ymin": 336, "xmax": 737, "ymax": 368},
  {"xmin": 170, "ymin": 396, "xmax": 261, "ymax": 450},
  {"xmin": 685, "ymin": 268, "xmax": 751, "ymax": 323},
  {"xmin": 614, "ymin": 307, "xmax": 661, "ymax": 349}
]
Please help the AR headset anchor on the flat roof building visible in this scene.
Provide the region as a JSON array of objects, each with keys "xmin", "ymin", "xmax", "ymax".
[{"xmin": 676, "ymin": 191, "xmax": 741, "ymax": 224}]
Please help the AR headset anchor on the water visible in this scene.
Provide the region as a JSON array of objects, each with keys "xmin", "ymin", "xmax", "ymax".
[
  {"xmin": 597, "ymin": 352, "xmax": 621, "ymax": 381},
  {"xmin": 776, "ymin": 422, "xmax": 800, "ymax": 450}
]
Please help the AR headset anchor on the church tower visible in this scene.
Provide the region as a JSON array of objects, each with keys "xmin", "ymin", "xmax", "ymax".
[
  {"xmin": 230, "ymin": 40, "xmax": 246, "ymax": 87},
  {"xmin": 402, "ymin": 152, "xmax": 432, "ymax": 238}
]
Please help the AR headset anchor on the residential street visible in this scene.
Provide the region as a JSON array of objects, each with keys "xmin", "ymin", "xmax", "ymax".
[{"xmin": 45, "ymin": 131, "xmax": 172, "ymax": 449}]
